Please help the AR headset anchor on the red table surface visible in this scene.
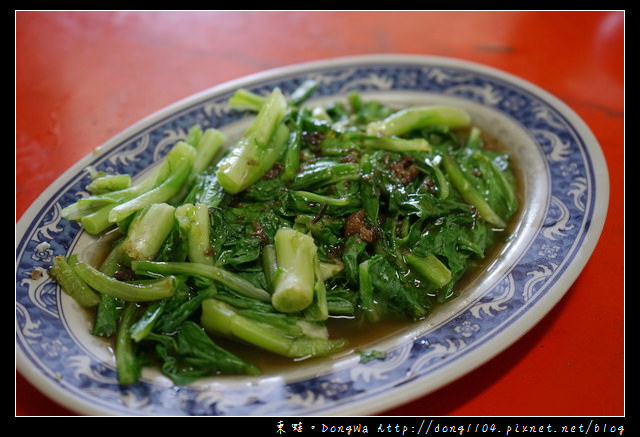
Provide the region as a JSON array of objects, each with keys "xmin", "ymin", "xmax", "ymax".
[{"xmin": 15, "ymin": 11, "xmax": 624, "ymax": 417}]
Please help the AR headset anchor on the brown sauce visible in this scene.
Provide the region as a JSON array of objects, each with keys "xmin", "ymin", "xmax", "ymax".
[{"xmin": 220, "ymin": 209, "xmax": 524, "ymax": 375}]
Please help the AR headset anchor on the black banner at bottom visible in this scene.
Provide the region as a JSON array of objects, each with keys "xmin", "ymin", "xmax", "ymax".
[
  {"xmin": 14, "ymin": 415, "xmax": 629, "ymax": 433},
  {"xmin": 262, "ymin": 417, "xmax": 627, "ymax": 436}
]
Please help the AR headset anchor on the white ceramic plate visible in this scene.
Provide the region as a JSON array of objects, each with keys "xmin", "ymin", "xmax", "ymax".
[{"xmin": 16, "ymin": 54, "xmax": 609, "ymax": 416}]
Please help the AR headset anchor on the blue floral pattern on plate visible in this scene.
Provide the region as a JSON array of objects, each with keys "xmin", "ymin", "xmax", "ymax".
[{"xmin": 16, "ymin": 55, "xmax": 608, "ymax": 416}]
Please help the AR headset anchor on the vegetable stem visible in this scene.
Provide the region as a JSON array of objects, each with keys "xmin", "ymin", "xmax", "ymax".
[
  {"xmin": 441, "ymin": 154, "xmax": 507, "ymax": 228},
  {"xmin": 109, "ymin": 141, "xmax": 196, "ymax": 223},
  {"xmin": 216, "ymin": 88, "xmax": 288, "ymax": 194},
  {"xmin": 72, "ymin": 261, "xmax": 176, "ymax": 302},
  {"xmin": 115, "ymin": 302, "xmax": 142, "ymax": 385},
  {"xmin": 272, "ymin": 228, "xmax": 317, "ymax": 313},
  {"xmin": 366, "ymin": 105, "xmax": 471, "ymax": 136},
  {"xmin": 48, "ymin": 255, "xmax": 101, "ymax": 307},
  {"xmin": 200, "ymin": 299, "xmax": 346, "ymax": 358},
  {"xmin": 406, "ymin": 253, "xmax": 452, "ymax": 288},
  {"xmin": 131, "ymin": 261, "xmax": 272, "ymax": 302}
]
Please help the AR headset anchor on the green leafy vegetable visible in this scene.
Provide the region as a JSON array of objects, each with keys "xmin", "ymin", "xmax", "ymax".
[
  {"xmin": 148, "ymin": 321, "xmax": 260, "ymax": 385},
  {"xmin": 50, "ymin": 83, "xmax": 519, "ymax": 386}
]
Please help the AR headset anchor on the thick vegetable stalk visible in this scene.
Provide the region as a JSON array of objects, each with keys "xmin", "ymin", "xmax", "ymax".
[
  {"xmin": 86, "ymin": 174, "xmax": 131, "ymax": 194},
  {"xmin": 271, "ymin": 227, "xmax": 318, "ymax": 313},
  {"xmin": 121, "ymin": 202, "xmax": 177, "ymax": 261},
  {"xmin": 61, "ymin": 167, "xmax": 164, "ymax": 222},
  {"xmin": 216, "ymin": 88, "xmax": 289, "ymax": 194},
  {"xmin": 200, "ymin": 299, "xmax": 346, "ymax": 358},
  {"xmin": 174, "ymin": 203, "xmax": 215, "ymax": 265},
  {"xmin": 191, "ymin": 128, "xmax": 227, "ymax": 175},
  {"xmin": 406, "ymin": 253, "xmax": 452, "ymax": 288},
  {"xmin": 228, "ymin": 80, "xmax": 318, "ymax": 113},
  {"xmin": 228, "ymin": 88, "xmax": 266, "ymax": 112},
  {"xmin": 109, "ymin": 141, "xmax": 196, "ymax": 223},
  {"xmin": 61, "ymin": 140, "xmax": 197, "ymax": 234},
  {"xmin": 366, "ymin": 105, "xmax": 471, "ymax": 136},
  {"xmin": 353, "ymin": 134, "xmax": 431, "ymax": 152},
  {"xmin": 168, "ymin": 128, "xmax": 227, "ymax": 204}
]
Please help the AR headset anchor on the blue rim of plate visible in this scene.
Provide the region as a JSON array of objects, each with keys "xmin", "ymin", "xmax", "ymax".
[{"xmin": 16, "ymin": 54, "xmax": 609, "ymax": 416}]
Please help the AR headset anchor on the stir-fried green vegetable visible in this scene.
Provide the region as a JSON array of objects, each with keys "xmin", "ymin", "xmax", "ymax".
[{"xmin": 49, "ymin": 83, "xmax": 519, "ymax": 385}]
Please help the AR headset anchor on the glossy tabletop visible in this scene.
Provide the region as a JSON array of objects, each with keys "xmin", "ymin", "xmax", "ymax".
[{"xmin": 15, "ymin": 10, "xmax": 624, "ymax": 417}]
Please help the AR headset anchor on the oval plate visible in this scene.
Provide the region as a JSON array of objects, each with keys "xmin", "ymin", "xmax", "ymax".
[{"xmin": 16, "ymin": 54, "xmax": 609, "ymax": 416}]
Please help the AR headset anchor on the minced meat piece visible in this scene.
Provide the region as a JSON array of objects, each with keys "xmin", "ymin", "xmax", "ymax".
[
  {"xmin": 250, "ymin": 220, "xmax": 269, "ymax": 245},
  {"xmin": 390, "ymin": 154, "xmax": 419, "ymax": 185},
  {"xmin": 262, "ymin": 162, "xmax": 283, "ymax": 180},
  {"xmin": 344, "ymin": 210, "xmax": 380, "ymax": 243},
  {"xmin": 114, "ymin": 267, "xmax": 136, "ymax": 282}
]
